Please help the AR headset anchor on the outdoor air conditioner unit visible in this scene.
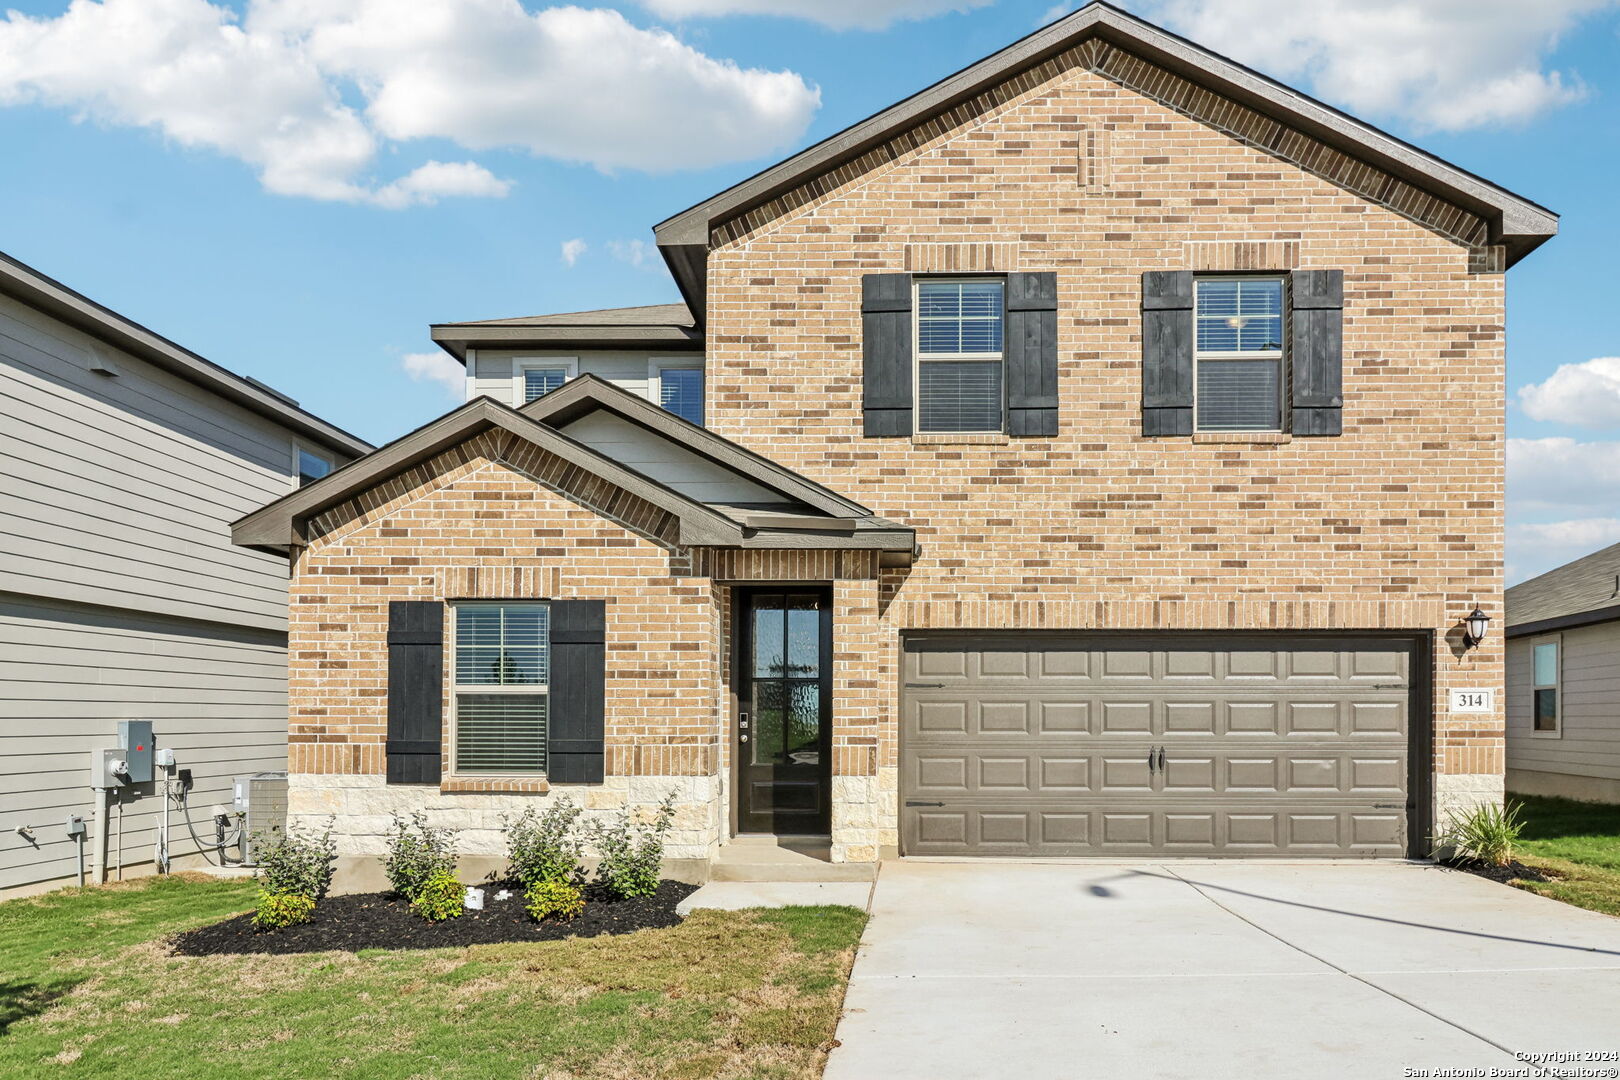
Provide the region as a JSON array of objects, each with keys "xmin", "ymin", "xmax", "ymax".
[{"xmin": 232, "ymin": 771, "xmax": 289, "ymax": 866}]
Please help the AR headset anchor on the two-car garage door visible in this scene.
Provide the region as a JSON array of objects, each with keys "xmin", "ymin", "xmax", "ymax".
[{"xmin": 901, "ymin": 635, "xmax": 1421, "ymax": 858}]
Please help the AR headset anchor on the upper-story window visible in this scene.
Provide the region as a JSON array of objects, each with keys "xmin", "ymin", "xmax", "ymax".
[
  {"xmin": 916, "ymin": 278, "xmax": 1004, "ymax": 433},
  {"xmin": 519, "ymin": 358, "xmax": 578, "ymax": 403},
  {"xmin": 296, "ymin": 446, "xmax": 332, "ymax": 488},
  {"xmin": 1532, "ymin": 637, "xmax": 1561, "ymax": 734},
  {"xmin": 1194, "ymin": 276, "xmax": 1284, "ymax": 432},
  {"xmin": 652, "ymin": 361, "xmax": 704, "ymax": 425},
  {"xmin": 452, "ymin": 602, "xmax": 549, "ymax": 774}
]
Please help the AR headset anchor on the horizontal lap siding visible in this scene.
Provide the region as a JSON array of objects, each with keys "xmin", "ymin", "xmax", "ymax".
[
  {"xmin": 0, "ymin": 597, "xmax": 288, "ymax": 890},
  {"xmin": 0, "ymin": 293, "xmax": 315, "ymax": 633},
  {"xmin": 1506, "ymin": 626, "xmax": 1620, "ymax": 782}
]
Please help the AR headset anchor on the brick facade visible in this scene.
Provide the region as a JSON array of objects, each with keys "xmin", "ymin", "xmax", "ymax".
[
  {"xmin": 286, "ymin": 46, "xmax": 1508, "ymax": 869},
  {"xmin": 701, "ymin": 57, "xmax": 1505, "ymax": 854}
]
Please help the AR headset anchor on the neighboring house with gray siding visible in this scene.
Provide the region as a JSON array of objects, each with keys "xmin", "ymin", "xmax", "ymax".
[
  {"xmin": 1506, "ymin": 544, "xmax": 1620, "ymax": 804},
  {"xmin": 0, "ymin": 250, "xmax": 370, "ymax": 895}
]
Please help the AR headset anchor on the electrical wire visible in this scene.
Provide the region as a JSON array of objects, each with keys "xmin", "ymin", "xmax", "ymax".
[{"xmin": 178, "ymin": 787, "xmax": 244, "ymax": 866}]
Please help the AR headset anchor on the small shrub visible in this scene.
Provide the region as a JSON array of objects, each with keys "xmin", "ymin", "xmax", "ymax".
[
  {"xmin": 524, "ymin": 879, "xmax": 586, "ymax": 922},
  {"xmin": 409, "ymin": 871, "xmax": 465, "ymax": 922},
  {"xmin": 253, "ymin": 819, "xmax": 337, "ymax": 901},
  {"xmin": 503, "ymin": 798, "xmax": 585, "ymax": 887},
  {"xmin": 383, "ymin": 812, "xmax": 458, "ymax": 901},
  {"xmin": 588, "ymin": 793, "xmax": 677, "ymax": 900},
  {"xmin": 252, "ymin": 889, "xmax": 315, "ymax": 931},
  {"xmin": 1436, "ymin": 802, "xmax": 1524, "ymax": 867}
]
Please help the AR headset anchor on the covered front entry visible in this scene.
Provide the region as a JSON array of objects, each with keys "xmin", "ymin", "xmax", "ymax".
[
  {"xmin": 733, "ymin": 588, "xmax": 833, "ymax": 835},
  {"xmin": 901, "ymin": 633, "xmax": 1428, "ymax": 858}
]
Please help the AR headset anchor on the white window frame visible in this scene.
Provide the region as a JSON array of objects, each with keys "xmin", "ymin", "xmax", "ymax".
[
  {"xmin": 513, "ymin": 357, "xmax": 578, "ymax": 406},
  {"xmin": 1193, "ymin": 274, "xmax": 1286, "ymax": 434},
  {"xmin": 292, "ymin": 442, "xmax": 333, "ymax": 489},
  {"xmin": 1530, "ymin": 634, "xmax": 1562, "ymax": 738},
  {"xmin": 912, "ymin": 276, "xmax": 1006, "ymax": 436},
  {"xmin": 649, "ymin": 358, "xmax": 705, "ymax": 424},
  {"xmin": 449, "ymin": 601, "xmax": 551, "ymax": 776}
]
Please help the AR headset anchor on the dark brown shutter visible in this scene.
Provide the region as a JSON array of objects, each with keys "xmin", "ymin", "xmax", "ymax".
[
  {"xmin": 548, "ymin": 599, "xmax": 605, "ymax": 783},
  {"xmin": 1141, "ymin": 271, "xmax": 1195, "ymax": 436},
  {"xmin": 862, "ymin": 273, "xmax": 913, "ymax": 436},
  {"xmin": 386, "ymin": 601, "xmax": 443, "ymax": 784},
  {"xmin": 1290, "ymin": 269, "xmax": 1344, "ymax": 436},
  {"xmin": 1005, "ymin": 272, "xmax": 1059, "ymax": 436}
]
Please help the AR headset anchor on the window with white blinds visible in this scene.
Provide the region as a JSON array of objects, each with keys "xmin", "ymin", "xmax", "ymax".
[
  {"xmin": 657, "ymin": 366, "xmax": 704, "ymax": 425},
  {"xmin": 452, "ymin": 603, "xmax": 548, "ymax": 774},
  {"xmin": 523, "ymin": 368, "xmax": 569, "ymax": 403},
  {"xmin": 1194, "ymin": 276, "xmax": 1284, "ymax": 432},
  {"xmin": 916, "ymin": 279, "xmax": 1005, "ymax": 433}
]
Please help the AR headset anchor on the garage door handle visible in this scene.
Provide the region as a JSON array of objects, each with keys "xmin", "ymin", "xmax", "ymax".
[
  {"xmin": 1156, "ymin": 747, "xmax": 1167, "ymax": 772},
  {"xmin": 906, "ymin": 801, "xmax": 945, "ymax": 808}
]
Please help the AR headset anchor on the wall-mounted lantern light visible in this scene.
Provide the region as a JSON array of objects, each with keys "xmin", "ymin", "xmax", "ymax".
[{"xmin": 1463, "ymin": 607, "xmax": 1490, "ymax": 648}]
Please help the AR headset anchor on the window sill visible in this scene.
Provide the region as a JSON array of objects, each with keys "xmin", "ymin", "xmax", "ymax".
[
  {"xmin": 440, "ymin": 775, "xmax": 552, "ymax": 794},
  {"xmin": 1528, "ymin": 729, "xmax": 1563, "ymax": 740},
  {"xmin": 1192, "ymin": 432, "xmax": 1292, "ymax": 445},
  {"xmin": 912, "ymin": 432, "xmax": 1011, "ymax": 446}
]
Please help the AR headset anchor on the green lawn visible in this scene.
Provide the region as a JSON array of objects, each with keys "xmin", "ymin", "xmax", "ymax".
[
  {"xmin": 1506, "ymin": 794, "xmax": 1620, "ymax": 917},
  {"xmin": 0, "ymin": 874, "xmax": 866, "ymax": 1079}
]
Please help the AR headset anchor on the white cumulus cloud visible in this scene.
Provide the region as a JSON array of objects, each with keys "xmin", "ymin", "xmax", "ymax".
[
  {"xmin": 0, "ymin": 0, "xmax": 820, "ymax": 204},
  {"xmin": 640, "ymin": 0, "xmax": 991, "ymax": 30},
  {"xmin": 402, "ymin": 350, "xmax": 467, "ymax": 397},
  {"xmin": 1135, "ymin": 0, "xmax": 1614, "ymax": 131},
  {"xmin": 608, "ymin": 238, "xmax": 656, "ymax": 268},
  {"xmin": 1517, "ymin": 357, "xmax": 1620, "ymax": 428},
  {"xmin": 1508, "ymin": 518, "xmax": 1620, "ymax": 584},
  {"xmin": 560, "ymin": 238, "xmax": 588, "ymax": 266},
  {"xmin": 1505, "ymin": 438, "xmax": 1620, "ymax": 581}
]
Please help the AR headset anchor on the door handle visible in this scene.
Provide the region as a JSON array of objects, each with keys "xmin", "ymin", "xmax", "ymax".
[
  {"xmin": 1148, "ymin": 748, "xmax": 1157, "ymax": 773},
  {"xmin": 739, "ymin": 711, "xmax": 749, "ymax": 729},
  {"xmin": 1156, "ymin": 747, "xmax": 1167, "ymax": 772}
]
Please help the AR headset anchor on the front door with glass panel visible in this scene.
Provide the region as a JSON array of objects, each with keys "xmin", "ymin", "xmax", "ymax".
[{"xmin": 735, "ymin": 589, "xmax": 832, "ymax": 835}]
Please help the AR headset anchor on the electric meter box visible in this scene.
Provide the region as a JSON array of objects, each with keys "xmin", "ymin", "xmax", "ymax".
[{"xmin": 117, "ymin": 720, "xmax": 154, "ymax": 784}]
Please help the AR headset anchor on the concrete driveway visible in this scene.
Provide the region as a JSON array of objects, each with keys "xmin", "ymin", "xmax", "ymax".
[{"xmin": 825, "ymin": 861, "xmax": 1620, "ymax": 1080}]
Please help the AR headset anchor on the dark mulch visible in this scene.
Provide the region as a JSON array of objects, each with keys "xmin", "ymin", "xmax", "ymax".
[
  {"xmin": 1442, "ymin": 858, "xmax": 1553, "ymax": 885},
  {"xmin": 169, "ymin": 880, "xmax": 699, "ymax": 956}
]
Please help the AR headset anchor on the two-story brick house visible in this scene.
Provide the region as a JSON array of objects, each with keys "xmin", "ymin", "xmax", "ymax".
[{"xmin": 234, "ymin": 3, "xmax": 1556, "ymax": 885}]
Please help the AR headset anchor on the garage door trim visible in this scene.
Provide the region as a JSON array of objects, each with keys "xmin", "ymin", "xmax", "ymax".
[{"xmin": 898, "ymin": 630, "xmax": 1434, "ymax": 859}]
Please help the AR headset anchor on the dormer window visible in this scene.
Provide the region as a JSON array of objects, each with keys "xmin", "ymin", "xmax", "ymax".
[{"xmin": 518, "ymin": 358, "xmax": 578, "ymax": 403}]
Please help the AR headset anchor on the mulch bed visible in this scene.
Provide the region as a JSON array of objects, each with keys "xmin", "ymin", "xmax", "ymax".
[
  {"xmin": 170, "ymin": 880, "xmax": 699, "ymax": 956},
  {"xmin": 1441, "ymin": 858, "xmax": 1553, "ymax": 886}
]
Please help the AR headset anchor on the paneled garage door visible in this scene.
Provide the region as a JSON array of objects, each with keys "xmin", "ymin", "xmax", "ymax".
[{"xmin": 901, "ymin": 635, "xmax": 1420, "ymax": 858}]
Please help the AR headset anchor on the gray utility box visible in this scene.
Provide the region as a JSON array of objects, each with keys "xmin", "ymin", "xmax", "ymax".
[
  {"xmin": 117, "ymin": 720, "xmax": 154, "ymax": 784},
  {"xmin": 233, "ymin": 772, "xmax": 289, "ymax": 866}
]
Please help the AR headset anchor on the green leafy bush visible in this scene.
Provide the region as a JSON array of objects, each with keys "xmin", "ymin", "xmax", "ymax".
[
  {"xmin": 409, "ymin": 871, "xmax": 465, "ymax": 922},
  {"xmin": 503, "ymin": 798, "xmax": 585, "ymax": 887},
  {"xmin": 1437, "ymin": 802, "xmax": 1524, "ymax": 867},
  {"xmin": 588, "ymin": 793, "xmax": 677, "ymax": 900},
  {"xmin": 383, "ymin": 812, "xmax": 458, "ymax": 901},
  {"xmin": 252, "ymin": 820, "xmax": 337, "ymax": 901},
  {"xmin": 252, "ymin": 889, "xmax": 315, "ymax": 931},
  {"xmin": 524, "ymin": 879, "xmax": 586, "ymax": 922}
]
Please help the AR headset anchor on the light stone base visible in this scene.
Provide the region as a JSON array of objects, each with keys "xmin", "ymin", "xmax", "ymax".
[
  {"xmin": 290, "ymin": 773, "xmax": 724, "ymax": 870},
  {"xmin": 828, "ymin": 767, "xmax": 898, "ymax": 863}
]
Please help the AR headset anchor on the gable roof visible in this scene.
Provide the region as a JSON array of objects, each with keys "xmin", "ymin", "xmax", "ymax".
[
  {"xmin": 231, "ymin": 381, "xmax": 912, "ymax": 558},
  {"xmin": 654, "ymin": 1, "xmax": 1557, "ymax": 322},
  {"xmin": 1507, "ymin": 543, "xmax": 1620, "ymax": 637},
  {"xmin": 431, "ymin": 303, "xmax": 701, "ymax": 363},
  {"xmin": 0, "ymin": 249, "xmax": 371, "ymax": 458},
  {"xmin": 519, "ymin": 374, "xmax": 872, "ymax": 519}
]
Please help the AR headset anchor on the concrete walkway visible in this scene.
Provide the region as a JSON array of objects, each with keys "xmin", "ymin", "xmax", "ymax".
[{"xmin": 826, "ymin": 861, "xmax": 1620, "ymax": 1080}]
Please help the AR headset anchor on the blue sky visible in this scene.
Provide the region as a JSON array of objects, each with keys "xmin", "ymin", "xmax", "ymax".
[{"xmin": 3, "ymin": 0, "xmax": 1618, "ymax": 582}]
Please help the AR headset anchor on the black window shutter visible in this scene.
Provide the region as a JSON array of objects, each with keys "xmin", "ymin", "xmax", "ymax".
[
  {"xmin": 1290, "ymin": 270, "xmax": 1344, "ymax": 436},
  {"xmin": 386, "ymin": 601, "xmax": 443, "ymax": 785},
  {"xmin": 1141, "ymin": 271, "xmax": 1195, "ymax": 436},
  {"xmin": 862, "ymin": 273, "xmax": 913, "ymax": 436},
  {"xmin": 1005, "ymin": 272, "xmax": 1059, "ymax": 436},
  {"xmin": 548, "ymin": 600, "xmax": 606, "ymax": 783}
]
